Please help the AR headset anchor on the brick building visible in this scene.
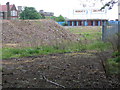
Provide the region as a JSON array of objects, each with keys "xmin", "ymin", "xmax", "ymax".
[{"xmin": 0, "ymin": 2, "xmax": 18, "ymax": 20}]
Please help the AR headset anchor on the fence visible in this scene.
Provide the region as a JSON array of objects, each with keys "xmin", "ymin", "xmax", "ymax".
[
  {"xmin": 102, "ymin": 21, "xmax": 120, "ymax": 41},
  {"xmin": 57, "ymin": 21, "xmax": 66, "ymax": 26},
  {"xmin": 102, "ymin": 21, "xmax": 120, "ymax": 51}
]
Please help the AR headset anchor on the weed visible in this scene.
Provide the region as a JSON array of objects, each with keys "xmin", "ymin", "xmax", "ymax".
[
  {"xmin": 106, "ymin": 58, "xmax": 120, "ymax": 74},
  {"xmin": 87, "ymin": 41, "xmax": 111, "ymax": 51},
  {"xmin": 112, "ymin": 51, "xmax": 120, "ymax": 57},
  {"xmin": 113, "ymin": 57, "xmax": 120, "ymax": 63}
]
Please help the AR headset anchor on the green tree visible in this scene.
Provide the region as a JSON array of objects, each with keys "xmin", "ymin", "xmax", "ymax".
[
  {"xmin": 56, "ymin": 15, "xmax": 65, "ymax": 22},
  {"xmin": 20, "ymin": 7, "xmax": 41, "ymax": 19},
  {"xmin": 50, "ymin": 16, "xmax": 57, "ymax": 20},
  {"xmin": 40, "ymin": 13, "xmax": 46, "ymax": 19}
]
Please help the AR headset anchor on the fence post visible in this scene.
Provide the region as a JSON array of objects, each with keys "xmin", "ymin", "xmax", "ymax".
[
  {"xmin": 102, "ymin": 21, "xmax": 107, "ymax": 41},
  {"xmin": 118, "ymin": 21, "xmax": 120, "ymax": 53}
]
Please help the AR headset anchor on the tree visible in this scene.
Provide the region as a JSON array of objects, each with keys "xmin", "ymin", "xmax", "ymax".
[
  {"xmin": 20, "ymin": 7, "xmax": 41, "ymax": 19},
  {"xmin": 40, "ymin": 13, "xmax": 46, "ymax": 19},
  {"xmin": 56, "ymin": 15, "xmax": 65, "ymax": 22},
  {"xmin": 78, "ymin": 0, "xmax": 119, "ymax": 10},
  {"xmin": 50, "ymin": 16, "xmax": 57, "ymax": 20},
  {"xmin": 50, "ymin": 15, "xmax": 65, "ymax": 22},
  {"xmin": 100, "ymin": 0, "xmax": 119, "ymax": 10}
]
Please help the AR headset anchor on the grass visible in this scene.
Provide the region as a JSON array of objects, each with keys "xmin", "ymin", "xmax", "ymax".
[
  {"xmin": 69, "ymin": 26, "xmax": 101, "ymax": 34},
  {"xmin": 107, "ymin": 58, "xmax": 120, "ymax": 74},
  {"xmin": 106, "ymin": 51, "xmax": 120, "ymax": 74},
  {"xmin": 2, "ymin": 41, "xmax": 111, "ymax": 59},
  {"xmin": 69, "ymin": 26, "xmax": 102, "ymax": 40},
  {"xmin": 2, "ymin": 26, "xmax": 111, "ymax": 59},
  {"xmin": 86, "ymin": 41, "xmax": 111, "ymax": 51},
  {"xmin": 2, "ymin": 45, "xmax": 71, "ymax": 59}
]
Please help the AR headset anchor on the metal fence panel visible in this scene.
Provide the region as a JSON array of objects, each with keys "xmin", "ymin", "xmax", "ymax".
[{"xmin": 102, "ymin": 21, "xmax": 119, "ymax": 41}]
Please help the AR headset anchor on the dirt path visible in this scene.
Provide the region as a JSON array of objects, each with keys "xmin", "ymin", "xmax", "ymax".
[{"xmin": 2, "ymin": 51, "xmax": 120, "ymax": 88}]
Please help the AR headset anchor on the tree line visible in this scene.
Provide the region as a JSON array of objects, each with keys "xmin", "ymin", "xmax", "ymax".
[{"xmin": 20, "ymin": 7, "xmax": 65, "ymax": 22}]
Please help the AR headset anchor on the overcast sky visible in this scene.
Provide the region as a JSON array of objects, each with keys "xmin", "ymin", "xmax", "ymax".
[{"xmin": 1, "ymin": 0, "xmax": 118, "ymax": 20}]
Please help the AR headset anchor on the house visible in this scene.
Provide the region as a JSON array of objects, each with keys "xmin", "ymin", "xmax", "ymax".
[
  {"xmin": 0, "ymin": 2, "xmax": 18, "ymax": 20},
  {"xmin": 39, "ymin": 10, "xmax": 54, "ymax": 17}
]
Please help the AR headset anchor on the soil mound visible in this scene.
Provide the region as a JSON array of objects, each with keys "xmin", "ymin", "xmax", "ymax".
[{"xmin": 2, "ymin": 19, "xmax": 77, "ymax": 47}]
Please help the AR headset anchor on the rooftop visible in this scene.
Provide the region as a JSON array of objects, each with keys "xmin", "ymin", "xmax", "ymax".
[{"xmin": 0, "ymin": 5, "xmax": 14, "ymax": 12}]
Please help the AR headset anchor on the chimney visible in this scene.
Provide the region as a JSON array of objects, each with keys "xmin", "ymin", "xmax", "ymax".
[
  {"xmin": 6, "ymin": 2, "xmax": 10, "ymax": 20},
  {"xmin": 18, "ymin": 6, "xmax": 22, "ymax": 12}
]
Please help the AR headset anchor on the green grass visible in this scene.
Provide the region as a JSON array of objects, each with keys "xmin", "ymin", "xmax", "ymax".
[
  {"xmin": 112, "ymin": 51, "xmax": 120, "ymax": 57},
  {"xmin": 69, "ymin": 27, "xmax": 102, "ymax": 40},
  {"xmin": 107, "ymin": 57, "xmax": 120, "ymax": 74},
  {"xmin": 86, "ymin": 41, "xmax": 111, "ymax": 51},
  {"xmin": 69, "ymin": 27, "xmax": 101, "ymax": 34},
  {"xmin": 2, "ymin": 27, "xmax": 111, "ymax": 59},
  {"xmin": 2, "ymin": 46, "xmax": 70, "ymax": 59},
  {"xmin": 106, "ymin": 51, "xmax": 120, "ymax": 74},
  {"xmin": 2, "ymin": 41, "xmax": 111, "ymax": 59}
]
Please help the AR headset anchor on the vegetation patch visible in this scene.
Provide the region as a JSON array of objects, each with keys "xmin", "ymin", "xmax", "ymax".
[
  {"xmin": 107, "ymin": 58, "xmax": 120, "ymax": 74},
  {"xmin": 86, "ymin": 41, "xmax": 111, "ymax": 51},
  {"xmin": 2, "ymin": 41, "xmax": 111, "ymax": 59},
  {"xmin": 106, "ymin": 51, "xmax": 120, "ymax": 74}
]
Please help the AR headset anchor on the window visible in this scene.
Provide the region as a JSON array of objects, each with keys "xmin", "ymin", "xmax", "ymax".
[
  {"xmin": 11, "ymin": 10, "xmax": 17, "ymax": 16},
  {"xmin": 0, "ymin": 12, "xmax": 3, "ymax": 17}
]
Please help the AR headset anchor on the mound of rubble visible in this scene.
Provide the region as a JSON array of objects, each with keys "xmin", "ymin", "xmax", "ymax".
[{"xmin": 2, "ymin": 19, "xmax": 78, "ymax": 47}]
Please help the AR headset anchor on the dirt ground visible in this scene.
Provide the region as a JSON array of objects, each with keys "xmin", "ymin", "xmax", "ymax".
[{"xmin": 2, "ymin": 50, "xmax": 120, "ymax": 88}]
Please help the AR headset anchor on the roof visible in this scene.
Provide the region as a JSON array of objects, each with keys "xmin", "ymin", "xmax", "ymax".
[
  {"xmin": 0, "ymin": 5, "xmax": 14, "ymax": 12},
  {"xmin": 66, "ymin": 19, "xmax": 108, "ymax": 21}
]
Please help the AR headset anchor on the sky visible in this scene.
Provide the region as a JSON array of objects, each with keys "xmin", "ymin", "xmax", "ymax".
[{"xmin": 0, "ymin": 0, "xmax": 119, "ymax": 20}]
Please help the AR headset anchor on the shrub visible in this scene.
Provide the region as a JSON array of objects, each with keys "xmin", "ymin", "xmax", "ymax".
[{"xmin": 112, "ymin": 51, "xmax": 120, "ymax": 57}]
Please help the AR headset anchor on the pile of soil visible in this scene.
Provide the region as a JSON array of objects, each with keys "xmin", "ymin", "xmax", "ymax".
[{"xmin": 2, "ymin": 19, "xmax": 77, "ymax": 47}]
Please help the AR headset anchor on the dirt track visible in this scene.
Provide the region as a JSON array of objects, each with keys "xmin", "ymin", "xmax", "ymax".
[{"xmin": 2, "ymin": 51, "xmax": 120, "ymax": 88}]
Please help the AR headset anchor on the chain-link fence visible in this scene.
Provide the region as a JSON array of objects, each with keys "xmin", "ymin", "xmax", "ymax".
[
  {"xmin": 102, "ymin": 21, "xmax": 119, "ymax": 41},
  {"xmin": 102, "ymin": 21, "xmax": 120, "ymax": 51}
]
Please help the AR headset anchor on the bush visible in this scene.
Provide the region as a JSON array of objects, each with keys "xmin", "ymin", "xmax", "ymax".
[
  {"xmin": 113, "ymin": 56, "xmax": 120, "ymax": 62},
  {"xmin": 112, "ymin": 51, "xmax": 120, "ymax": 57},
  {"xmin": 107, "ymin": 57, "xmax": 120, "ymax": 74}
]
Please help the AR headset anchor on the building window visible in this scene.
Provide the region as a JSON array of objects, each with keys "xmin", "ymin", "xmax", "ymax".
[
  {"xmin": 11, "ymin": 10, "xmax": 17, "ymax": 16},
  {"xmin": 0, "ymin": 12, "xmax": 3, "ymax": 17}
]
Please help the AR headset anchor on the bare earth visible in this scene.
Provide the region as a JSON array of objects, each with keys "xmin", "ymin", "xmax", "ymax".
[{"xmin": 2, "ymin": 50, "xmax": 120, "ymax": 88}]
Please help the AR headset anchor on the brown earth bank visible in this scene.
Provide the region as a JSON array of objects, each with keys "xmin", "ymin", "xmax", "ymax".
[
  {"xmin": 2, "ymin": 19, "xmax": 78, "ymax": 48},
  {"xmin": 2, "ymin": 50, "xmax": 120, "ymax": 88}
]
